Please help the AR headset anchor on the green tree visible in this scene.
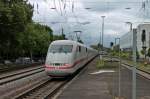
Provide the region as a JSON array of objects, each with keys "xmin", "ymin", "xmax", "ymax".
[
  {"xmin": 0, "ymin": 0, "xmax": 33, "ymax": 59},
  {"xmin": 147, "ymin": 48, "xmax": 150, "ymax": 57},
  {"xmin": 0, "ymin": 0, "xmax": 65, "ymax": 61},
  {"xmin": 17, "ymin": 23, "xmax": 53, "ymax": 61}
]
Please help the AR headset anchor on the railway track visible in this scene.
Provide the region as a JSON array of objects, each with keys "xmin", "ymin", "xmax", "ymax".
[
  {"xmin": 122, "ymin": 62, "xmax": 150, "ymax": 75},
  {"xmin": 107, "ymin": 57, "xmax": 150, "ymax": 79},
  {"xmin": 106, "ymin": 57, "xmax": 150, "ymax": 73},
  {"xmin": 103, "ymin": 57, "xmax": 150, "ymax": 80},
  {"xmin": 122, "ymin": 63, "xmax": 150, "ymax": 80},
  {"xmin": 0, "ymin": 63, "xmax": 42, "ymax": 73},
  {"xmin": 0, "ymin": 66, "xmax": 44, "ymax": 85},
  {"xmin": 14, "ymin": 79, "xmax": 69, "ymax": 99},
  {"xmin": 0, "ymin": 55, "xmax": 97, "ymax": 99},
  {"xmin": 2, "ymin": 65, "xmax": 86, "ymax": 99},
  {"xmin": 11, "ymin": 57, "xmax": 92, "ymax": 99}
]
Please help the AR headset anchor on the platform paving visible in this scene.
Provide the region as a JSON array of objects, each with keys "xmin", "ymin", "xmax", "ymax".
[
  {"xmin": 57, "ymin": 57, "xmax": 150, "ymax": 99},
  {"xmin": 57, "ymin": 57, "xmax": 115, "ymax": 99}
]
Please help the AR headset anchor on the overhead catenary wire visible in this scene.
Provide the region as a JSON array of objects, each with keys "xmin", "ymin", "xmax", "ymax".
[
  {"xmin": 59, "ymin": 1, "xmax": 145, "ymax": 4},
  {"xmin": 58, "ymin": 0, "xmax": 63, "ymax": 16},
  {"xmin": 2, "ymin": 20, "xmax": 150, "ymax": 25},
  {"xmin": 53, "ymin": 0, "xmax": 61, "ymax": 15},
  {"xmin": 134, "ymin": 0, "xmax": 150, "ymax": 22},
  {"xmin": 42, "ymin": 0, "xmax": 150, "ymax": 44},
  {"xmin": 2, "ymin": 1, "xmax": 150, "ymax": 30}
]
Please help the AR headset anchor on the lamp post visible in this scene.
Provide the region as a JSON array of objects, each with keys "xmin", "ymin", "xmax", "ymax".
[
  {"xmin": 132, "ymin": 29, "xmax": 137, "ymax": 99},
  {"xmin": 115, "ymin": 38, "xmax": 121, "ymax": 98},
  {"xmin": 101, "ymin": 16, "xmax": 105, "ymax": 52},
  {"xmin": 99, "ymin": 32, "xmax": 101, "ymax": 52},
  {"xmin": 125, "ymin": 22, "xmax": 137, "ymax": 99}
]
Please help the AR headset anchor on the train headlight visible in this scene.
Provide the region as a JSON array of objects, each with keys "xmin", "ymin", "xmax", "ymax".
[{"xmin": 64, "ymin": 63, "xmax": 71, "ymax": 67}]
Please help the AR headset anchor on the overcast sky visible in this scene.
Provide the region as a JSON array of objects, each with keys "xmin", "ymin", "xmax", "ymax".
[{"xmin": 29, "ymin": 0, "xmax": 150, "ymax": 47}]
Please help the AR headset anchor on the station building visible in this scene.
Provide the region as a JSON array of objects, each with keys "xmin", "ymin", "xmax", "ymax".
[{"xmin": 120, "ymin": 24, "xmax": 150, "ymax": 57}]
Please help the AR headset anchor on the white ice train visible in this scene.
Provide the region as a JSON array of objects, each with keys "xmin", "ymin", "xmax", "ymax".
[{"xmin": 45, "ymin": 40, "xmax": 98, "ymax": 77}]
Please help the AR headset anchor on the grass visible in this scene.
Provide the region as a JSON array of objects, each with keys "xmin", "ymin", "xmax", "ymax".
[
  {"xmin": 110, "ymin": 51, "xmax": 150, "ymax": 73},
  {"xmin": 123, "ymin": 59, "xmax": 150, "ymax": 73},
  {"xmin": 96, "ymin": 58, "xmax": 119, "ymax": 70}
]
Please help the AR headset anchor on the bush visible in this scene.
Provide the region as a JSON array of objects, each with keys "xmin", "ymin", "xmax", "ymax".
[
  {"xmin": 96, "ymin": 59, "xmax": 118, "ymax": 69},
  {"xmin": 147, "ymin": 48, "xmax": 150, "ymax": 57},
  {"xmin": 96, "ymin": 59, "xmax": 105, "ymax": 69}
]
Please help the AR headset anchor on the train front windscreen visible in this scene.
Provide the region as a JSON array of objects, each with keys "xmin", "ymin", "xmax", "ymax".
[{"xmin": 49, "ymin": 45, "xmax": 73, "ymax": 53}]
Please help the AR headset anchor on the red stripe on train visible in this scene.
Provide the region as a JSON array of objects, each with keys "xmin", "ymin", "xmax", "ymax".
[{"xmin": 45, "ymin": 57, "xmax": 87, "ymax": 69}]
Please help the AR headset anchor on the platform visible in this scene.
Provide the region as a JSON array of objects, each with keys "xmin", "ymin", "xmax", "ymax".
[
  {"xmin": 57, "ymin": 57, "xmax": 150, "ymax": 99},
  {"xmin": 57, "ymin": 57, "xmax": 115, "ymax": 99}
]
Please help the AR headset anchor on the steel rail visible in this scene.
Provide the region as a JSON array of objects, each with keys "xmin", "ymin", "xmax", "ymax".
[
  {"xmin": 0, "ymin": 68, "xmax": 44, "ymax": 85},
  {"xmin": 11, "ymin": 55, "xmax": 98, "ymax": 99},
  {"xmin": 0, "ymin": 66, "xmax": 44, "ymax": 80},
  {"xmin": 14, "ymin": 79, "xmax": 69, "ymax": 99}
]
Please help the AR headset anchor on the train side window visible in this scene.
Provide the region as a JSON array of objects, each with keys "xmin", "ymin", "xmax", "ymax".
[
  {"xmin": 79, "ymin": 46, "xmax": 81, "ymax": 52},
  {"xmin": 86, "ymin": 48, "xmax": 87, "ymax": 52}
]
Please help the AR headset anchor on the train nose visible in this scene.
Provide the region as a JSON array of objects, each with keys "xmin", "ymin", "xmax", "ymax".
[{"xmin": 45, "ymin": 64, "xmax": 74, "ymax": 77}]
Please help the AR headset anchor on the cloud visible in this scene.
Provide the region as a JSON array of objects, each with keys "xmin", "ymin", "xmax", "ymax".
[{"xmin": 29, "ymin": 0, "xmax": 150, "ymax": 47}]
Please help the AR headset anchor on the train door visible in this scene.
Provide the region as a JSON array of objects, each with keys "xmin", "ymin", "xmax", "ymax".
[
  {"xmin": 75, "ymin": 46, "xmax": 81, "ymax": 67},
  {"xmin": 86, "ymin": 48, "xmax": 88, "ymax": 61},
  {"xmin": 77, "ymin": 46, "xmax": 81, "ymax": 59}
]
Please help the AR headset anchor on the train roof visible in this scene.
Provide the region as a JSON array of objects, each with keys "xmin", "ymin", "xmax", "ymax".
[
  {"xmin": 51, "ymin": 40, "xmax": 97, "ymax": 51},
  {"xmin": 51, "ymin": 40, "xmax": 85, "ymax": 47},
  {"xmin": 51, "ymin": 40, "xmax": 77, "ymax": 45}
]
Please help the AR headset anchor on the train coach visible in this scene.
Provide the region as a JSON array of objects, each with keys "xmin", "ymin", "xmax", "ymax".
[{"xmin": 45, "ymin": 40, "xmax": 98, "ymax": 77}]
